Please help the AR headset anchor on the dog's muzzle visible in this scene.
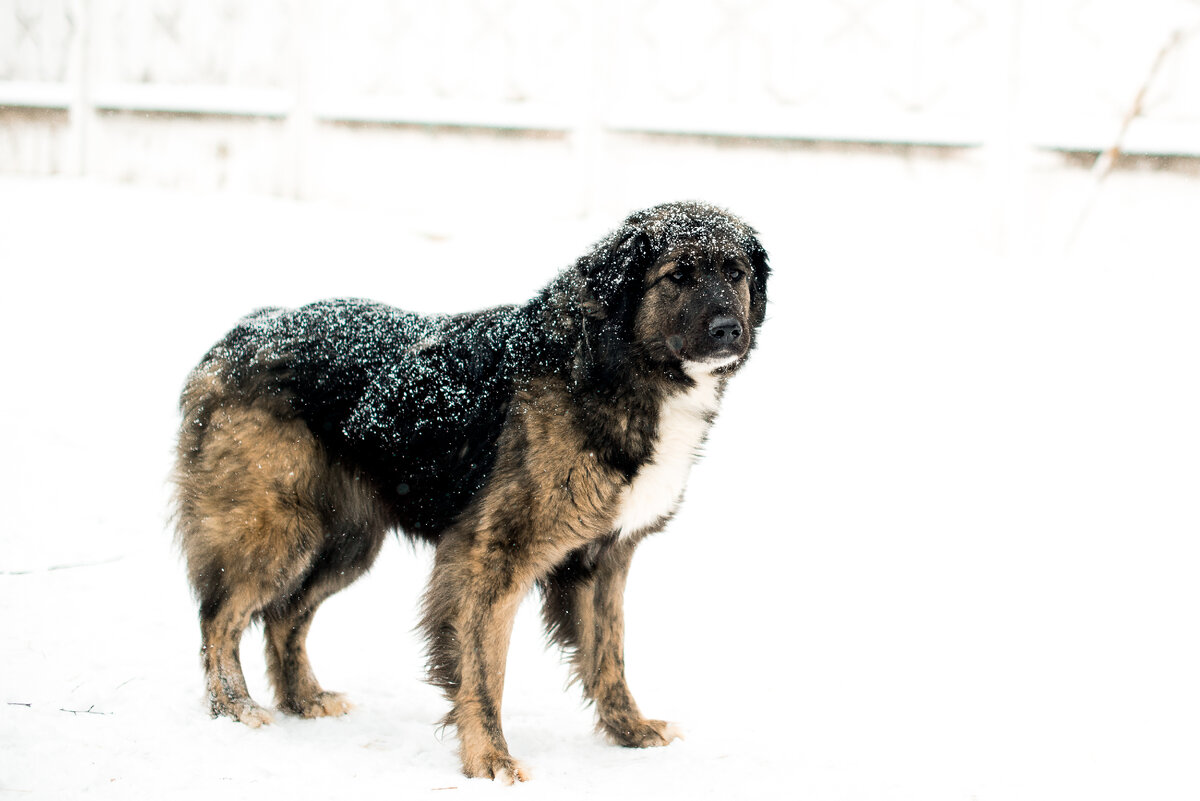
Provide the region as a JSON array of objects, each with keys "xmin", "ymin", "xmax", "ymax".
[{"xmin": 707, "ymin": 316, "xmax": 742, "ymax": 346}]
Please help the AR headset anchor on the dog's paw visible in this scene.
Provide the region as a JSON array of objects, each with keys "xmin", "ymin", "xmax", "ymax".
[
  {"xmin": 463, "ymin": 751, "xmax": 533, "ymax": 785},
  {"xmin": 288, "ymin": 691, "xmax": 352, "ymax": 719},
  {"xmin": 604, "ymin": 718, "xmax": 685, "ymax": 748},
  {"xmin": 492, "ymin": 759, "xmax": 532, "ymax": 787},
  {"xmin": 212, "ymin": 698, "xmax": 274, "ymax": 728}
]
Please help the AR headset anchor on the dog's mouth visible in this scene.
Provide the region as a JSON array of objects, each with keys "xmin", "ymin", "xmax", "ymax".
[
  {"xmin": 663, "ymin": 331, "xmax": 747, "ymax": 369},
  {"xmin": 682, "ymin": 352, "xmax": 742, "ymax": 374}
]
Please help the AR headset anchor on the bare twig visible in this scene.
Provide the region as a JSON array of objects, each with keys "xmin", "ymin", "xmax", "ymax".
[
  {"xmin": 1068, "ymin": 26, "xmax": 1188, "ymax": 249},
  {"xmin": 1092, "ymin": 30, "xmax": 1184, "ymax": 181},
  {"xmin": 1, "ymin": 556, "xmax": 124, "ymax": 576},
  {"xmin": 7, "ymin": 702, "xmax": 32, "ymax": 707},
  {"xmin": 59, "ymin": 705, "xmax": 111, "ymax": 716}
]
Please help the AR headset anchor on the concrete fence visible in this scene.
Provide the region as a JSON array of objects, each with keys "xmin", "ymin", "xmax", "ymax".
[{"xmin": 2, "ymin": 0, "xmax": 1198, "ymax": 206}]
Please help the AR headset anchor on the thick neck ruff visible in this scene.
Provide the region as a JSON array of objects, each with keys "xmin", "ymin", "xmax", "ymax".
[{"xmin": 612, "ymin": 363, "xmax": 725, "ymax": 539}]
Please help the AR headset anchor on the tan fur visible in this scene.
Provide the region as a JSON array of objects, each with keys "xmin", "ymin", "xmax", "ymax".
[
  {"xmin": 175, "ymin": 368, "xmax": 384, "ymax": 726},
  {"xmin": 178, "ymin": 368, "xmax": 703, "ymax": 773},
  {"xmin": 173, "ymin": 203, "xmax": 768, "ymax": 782},
  {"xmin": 543, "ymin": 538, "xmax": 680, "ymax": 747},
  {"xmin": 263, "ymin": 572, "xmax": 357, "ymax": 718},
  {"xmin": 417, "ymin": 377, "xmax": 686, "ymax": 777}
]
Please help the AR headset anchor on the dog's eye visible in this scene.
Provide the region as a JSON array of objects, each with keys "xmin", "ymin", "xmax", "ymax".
[
  {"xmin": 669, "ymin": 269, "xmax": 688, "ymax": 283},
  {"xmin": 725, "ymin": 267, "xmax": 745, "ymax": 281}
]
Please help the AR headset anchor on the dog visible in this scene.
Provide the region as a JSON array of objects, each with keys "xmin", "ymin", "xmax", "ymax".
[{"xmin": 173, "ymin": 201, "xmax": 769, "ymax": 782}]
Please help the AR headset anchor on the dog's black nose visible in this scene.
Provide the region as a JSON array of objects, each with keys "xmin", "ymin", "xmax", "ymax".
[{"xmin": 708, "ymin": 316, "xmax": 742, "ymax": 343}]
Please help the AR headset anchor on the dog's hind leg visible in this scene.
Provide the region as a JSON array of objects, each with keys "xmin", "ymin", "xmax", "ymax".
[
  {"xmin": 263, "ymin": 584, "xmax": 351, "ymax": 719},
  {"xmin": 540, "ymin": 539, "xmax": 683, "ymax": 748},
  {"xmin": 178, "ymin": 403, "xmax": 332, "ymax": 728},
  {"xmin": 200, "ymin": 590, "xmax": 274, "ymax": 727},
  {"xmin": 195, "ymin": 522, "xmax": 319, "ymax": 728},
  {"xmin": 263, "ymin": 527, "xmax": 384, "ymax": 718}
]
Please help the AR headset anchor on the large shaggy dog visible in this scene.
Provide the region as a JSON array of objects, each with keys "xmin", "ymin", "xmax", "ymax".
[{"xmin": 173, "ymin": 201, "xmax": 769, "ymax": 782}]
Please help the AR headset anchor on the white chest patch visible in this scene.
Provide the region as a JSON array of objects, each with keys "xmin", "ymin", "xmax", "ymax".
[{"xmin": 612, "ymin": 366, "xmax": 724, "ymax": 539}]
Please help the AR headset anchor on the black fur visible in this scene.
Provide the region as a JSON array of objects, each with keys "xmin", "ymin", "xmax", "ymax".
[
  {"xmin": 193, "ymin": 202, "xmax": 768, "ymax": 543},
  {"xmin": 175, "ymin": 200, "xmax": 770, "ymax": 780}
]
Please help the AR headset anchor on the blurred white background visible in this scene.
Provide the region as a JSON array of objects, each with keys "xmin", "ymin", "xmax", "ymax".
[
  {"xmin": 3, "ymin": 0, "xmax": 1200, "ymax": 242},
  {"xmin": 2, "ymin": 2, "xmax": 1199, "ymax": 800}
]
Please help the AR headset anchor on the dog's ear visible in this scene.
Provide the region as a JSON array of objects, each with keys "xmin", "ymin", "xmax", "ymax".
[
  {"xmin": 577, "ymin": 226, "xmax": 653, "ymax": 317},
  {"xmin": 745, "ymin": 232, "xmax": 770, "ymax": 327}
]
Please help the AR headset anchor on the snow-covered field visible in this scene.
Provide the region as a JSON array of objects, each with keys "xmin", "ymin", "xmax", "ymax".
[{"xmin": 2, "ymin": 151, "xmax": 1199, "ymax": 800}]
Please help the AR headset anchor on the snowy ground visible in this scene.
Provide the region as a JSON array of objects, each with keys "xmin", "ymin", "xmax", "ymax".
[{"xmin": 2, "ymin": 152, "xmax": 1199, "ymax": 800}]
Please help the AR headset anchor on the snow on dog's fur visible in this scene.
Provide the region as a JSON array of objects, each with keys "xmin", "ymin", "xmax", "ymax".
[{"xmin": 173, "ymin": 201, "xmax": 769, "ymax": 782}]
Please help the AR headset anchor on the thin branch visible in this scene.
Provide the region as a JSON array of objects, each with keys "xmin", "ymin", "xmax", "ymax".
[
  {"xmin": 1091, "ymin": 30, "xmax": 1184, "ymax": 181},
  {"xmin": 59, "ymin": 705, "xmax": 111, "ymax": 716},
  {"xmin": 1068, "ymin": 26, "xmax": 1188, "ymax": 249},
  {"xmin": 1, "ymin": 556, "xmax": 124, "ymax": 576}
]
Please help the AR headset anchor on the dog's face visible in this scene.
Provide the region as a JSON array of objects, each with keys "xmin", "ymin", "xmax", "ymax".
[
  {"xmin": 634, "ymin": 238, "xmax": 757, "ymax": 371},
  {"xmin": 579, "ymin": 202, "xmax": 769, "ymax": 375}
]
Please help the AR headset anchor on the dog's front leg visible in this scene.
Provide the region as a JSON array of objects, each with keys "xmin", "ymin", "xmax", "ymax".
[
  {"xmin": 542, "ymin": 539, "xmax": 683, "ymax": 748},
  {"xmin": 423, "ymin": 531, "xmax": 534, "ymax": 784}
]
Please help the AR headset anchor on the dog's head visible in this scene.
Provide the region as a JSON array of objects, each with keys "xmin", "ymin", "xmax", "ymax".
[{"xmin": 577, "ymin": 202, "xmax": 769, "ymax": 376}]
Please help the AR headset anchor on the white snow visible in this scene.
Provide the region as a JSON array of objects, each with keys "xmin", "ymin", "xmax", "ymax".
[{"xmin": 2, "ymin": 151, "xmax": 1199, "ymax": 801}]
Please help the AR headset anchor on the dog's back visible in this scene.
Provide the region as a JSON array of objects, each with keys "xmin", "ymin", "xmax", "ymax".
[
  {"xmin": 172, "ymin": 202, "xmax": 769, "ymax": 782},
  {"xmin": 178, "ymin": 298, "xmax": 553, "ymax": 540},
  {"xmin": 173, "ymin": 298, "xmax": 522, "ymax": 725}
]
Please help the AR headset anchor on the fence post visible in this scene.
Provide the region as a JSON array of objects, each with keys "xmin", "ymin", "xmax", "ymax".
[
  {"xmin": 983, "ymin": 0, "xmax": 1031, "ymax": 257},
  {"xmin": 571, "ymin": 0, "xmax": 603, "ymax": 218},
  {"xmin": 285, "ymin": 0, "xmax": 316, "ymax": 200},
  {"xmin": 65, "ymin": 0, "xmax": 95, "ymax": 177}
]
